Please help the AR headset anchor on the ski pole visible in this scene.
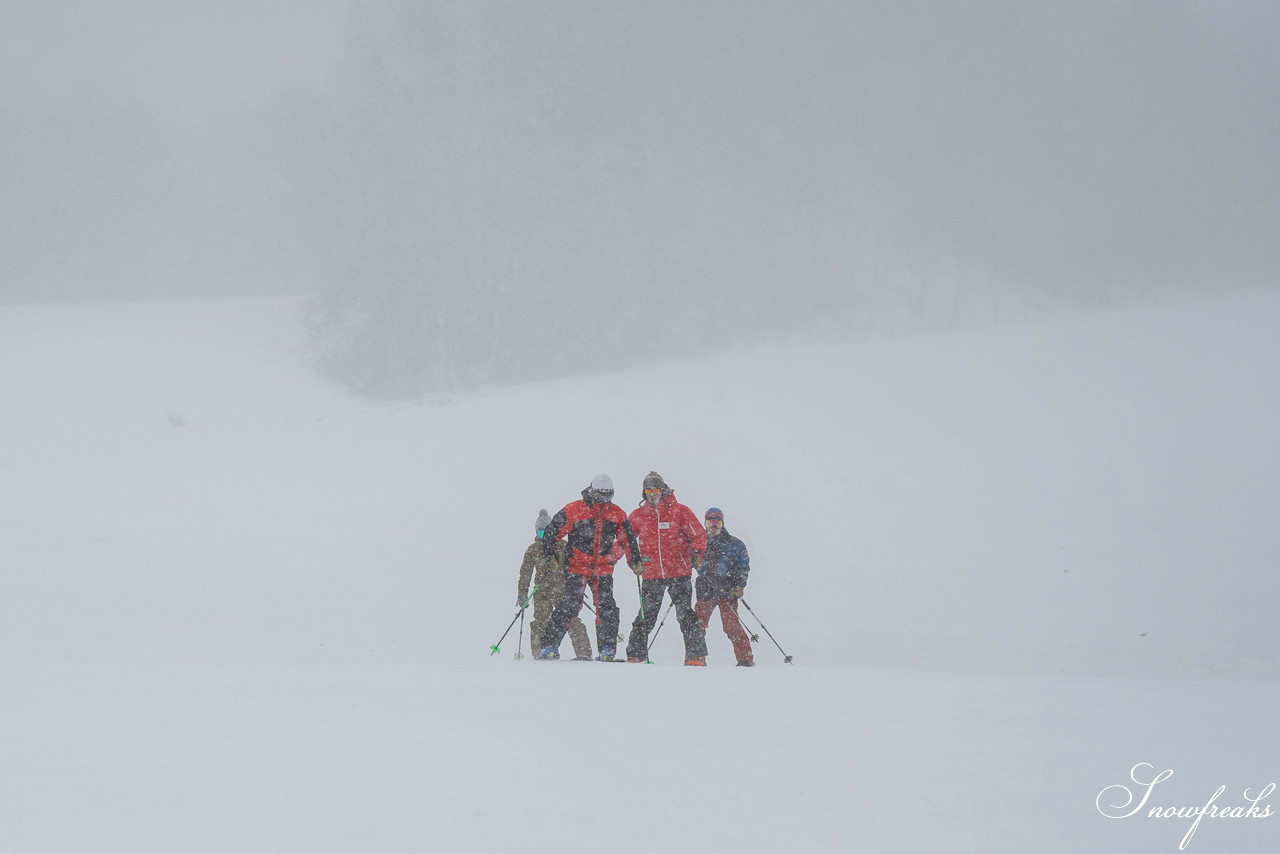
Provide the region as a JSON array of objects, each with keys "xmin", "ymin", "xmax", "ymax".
[
  {"xmin": 740, "ymin": 598, "xmax": 793, "ymax": 664},
  {"xmin": 645, "ymin": 600, "xmax": 675, "ymax": 658},
  {"xmin": 490, "ymin": 608, "xmax": 523, "ymax": 656},
  {"xmin": 515, "ymin": 606, "xmax": 526, "ymax": 660},
  {"xmin": 490, "ymin": 585, "xmax": 537, "ymax": 656},
  {"xmin": 580, "ymin": 592, "xmax": 623, "ymax": 644},
  {"xmin": 730, "ymin": 602, "xmax": 760, "ymax": 643}
]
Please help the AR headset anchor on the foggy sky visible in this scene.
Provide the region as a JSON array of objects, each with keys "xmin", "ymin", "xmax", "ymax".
[
  {"xmin": 0, "ymin": 0, "xmax": 350, "ymax": 121},
  {"xmin": 1, "ymin": 1, "xmax": 1277, "ymax": 380}
]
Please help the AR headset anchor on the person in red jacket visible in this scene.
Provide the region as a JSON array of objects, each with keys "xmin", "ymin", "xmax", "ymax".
[
  {"xmin": 535, "ymin": 474, "xmax": 641, "ymax": 661},
  {"xmin": 624, "ymin": 472, "xmax": 709, "ymax": 665}
]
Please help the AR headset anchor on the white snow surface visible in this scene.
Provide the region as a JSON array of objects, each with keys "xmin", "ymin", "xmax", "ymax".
[{"xmin": 2, "ymin": 292, "xmax": 1279, "ymax": 852}]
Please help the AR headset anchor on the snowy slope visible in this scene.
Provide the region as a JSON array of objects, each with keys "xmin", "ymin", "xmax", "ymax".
[{"xmin": 2, "ymin": 292, "xmax": 1278, "ymax": 853}]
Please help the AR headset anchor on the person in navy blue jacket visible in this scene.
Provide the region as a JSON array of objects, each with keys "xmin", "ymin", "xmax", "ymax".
[{"xmin": 694, "ymin": 507, "xmax": 754, "ymax": 666}]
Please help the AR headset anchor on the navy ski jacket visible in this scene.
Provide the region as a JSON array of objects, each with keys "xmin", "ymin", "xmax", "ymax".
[{"xmin": 696, "ymin": 529, "xmax": 750, "ymax": 599}]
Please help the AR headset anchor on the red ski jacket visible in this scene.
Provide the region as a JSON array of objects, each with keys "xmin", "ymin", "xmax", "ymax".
[
  {"xmin": 543, "ymin": 492, "xmax": 642, "ymax": 577},
  {"xmin": 628, "ymin": 492, "xmax": 707, "ymax": 580}
]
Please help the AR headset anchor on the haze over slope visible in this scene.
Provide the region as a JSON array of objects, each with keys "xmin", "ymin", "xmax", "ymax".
[
  {"xmin": 5, "ymin": 294, "xmax": 1279, "ymax": 853},
  {"xmin": 3, "ymin": 290, "xmax": 1276, "ymax": 678}
]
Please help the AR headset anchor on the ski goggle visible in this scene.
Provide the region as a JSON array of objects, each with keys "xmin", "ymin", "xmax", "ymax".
[
  {"xmin": 644, "ymin": 487, "xmax": 663, "ymax": 496},
  {"xmin": 705, "ymin": 518, "xmax": 723, "ymax": 527}
]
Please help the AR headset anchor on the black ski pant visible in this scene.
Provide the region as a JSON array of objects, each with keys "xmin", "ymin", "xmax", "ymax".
[
  {"xmin": 626, "ymin": 576, "xmax": 707, "ymax": 662},
  {"xmin": 540, "ymin": 573, "xmax": 620, "ymax": 654}
]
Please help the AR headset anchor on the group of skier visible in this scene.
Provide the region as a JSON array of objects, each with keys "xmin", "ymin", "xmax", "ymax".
[{"xmin": 516, "ymin": 471, "xmax": 755, "ymax": 666}]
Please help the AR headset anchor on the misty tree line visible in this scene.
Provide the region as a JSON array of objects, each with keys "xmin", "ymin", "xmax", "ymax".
[
  {"xmin": 310, "ymin": 3, "xmax": 870, "ymax": 396},
  {"xmin": 3, "ymin": 1, "xmax": 1277, "ymax": 397},
  {"xmin": 0, "ymin": 86, "xmax": 341, "ymax": 304}
]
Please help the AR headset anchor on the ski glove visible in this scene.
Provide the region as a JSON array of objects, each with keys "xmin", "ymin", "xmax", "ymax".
[{"xmin": 732, "ymin": 586, "xmax": 744, "ymax": 599}]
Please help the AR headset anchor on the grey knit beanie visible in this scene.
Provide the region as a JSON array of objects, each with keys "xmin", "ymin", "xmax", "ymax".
[{"xmin": 643, "ymin": 471, "xmax": 669, "ymax": 492}]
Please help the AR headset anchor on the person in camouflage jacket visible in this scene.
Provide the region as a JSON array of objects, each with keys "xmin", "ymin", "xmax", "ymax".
[{"xmin": 518, "ymin": 509, "xmax": 592, "ymax": 661}]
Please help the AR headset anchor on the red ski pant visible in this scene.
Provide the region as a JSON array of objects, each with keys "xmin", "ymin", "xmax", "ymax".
[{"xmin": 695, "ymin": 597, "xmax": 753, "ymax": 664}]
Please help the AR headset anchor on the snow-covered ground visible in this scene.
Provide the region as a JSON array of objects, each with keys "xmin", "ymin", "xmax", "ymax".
[{"xmin": 2, "ymin": 292, "xmax": 1278, "ymax": 852}]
